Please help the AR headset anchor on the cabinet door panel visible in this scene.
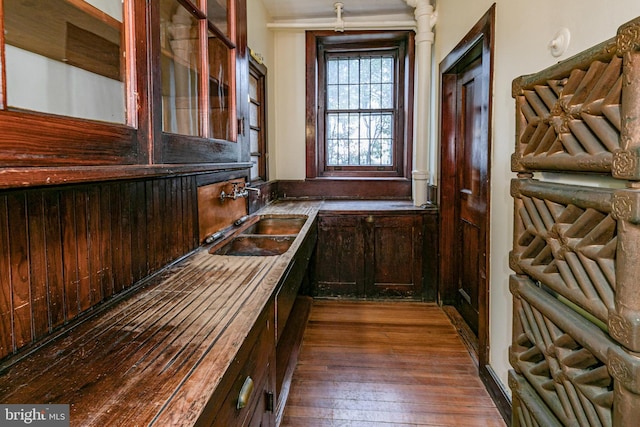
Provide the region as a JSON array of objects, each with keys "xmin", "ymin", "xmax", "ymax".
[
  {"xmin": 367, "ymin": 215, "xmax": 423, "ymax": 298},
  {"xmin": 315, "ymin": 215, "xmax": 364, "ymax": 297}
]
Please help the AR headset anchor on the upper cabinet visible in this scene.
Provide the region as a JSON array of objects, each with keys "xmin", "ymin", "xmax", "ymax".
[
  {"xmin": 0, "ymin": 0, "xmax": 139, "ymax": 167},
  {"xmin": 0, "ymin": 0, "xmax": 249, "ymax": 184},
  {"xmin": 158, "ymin": 0, "xmax": 249, "ymax": 164},
  {"xmin": 4, "ymin": 0, "xmax": 126, "ymax": 123}
]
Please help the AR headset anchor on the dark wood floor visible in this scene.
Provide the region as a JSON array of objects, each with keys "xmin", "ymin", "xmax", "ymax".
[{"xmin": 281, "ymin": 300, "xmax": 506, "ymax": 426}]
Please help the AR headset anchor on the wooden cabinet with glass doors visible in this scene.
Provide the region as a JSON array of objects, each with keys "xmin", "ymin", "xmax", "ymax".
[
  {"xmin": 0, "ymin": 0, "xmax": 248, "ymax": 183},
  {"xmin": 157, "ymin": 0, "xmax": 248, "ymax": 164},
  {"xmin": 159, "ymin": 0, "xmax": 235, "ymax": 140}
]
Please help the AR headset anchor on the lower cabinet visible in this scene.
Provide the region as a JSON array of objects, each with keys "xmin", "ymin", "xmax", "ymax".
[
  {"xmin": 206, "ymin": 302, "xmax": 276, "ymax": 427},
  {"xmin": 275, "ymin": 222, "xmax": 316, "ymax": 344},
  {"xmin": 245, "ymin": 366, "xmax": 275, "ymax": 427},
  {"xmin": 205, "ymin": 215, "xmax": 318, "ymax": 427},
  {"xmin": 315, "ymin": 212, "xmax": 436, "ymax": 300}
]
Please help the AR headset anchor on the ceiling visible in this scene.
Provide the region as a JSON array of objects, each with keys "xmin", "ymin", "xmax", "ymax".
[{"xmin": 260, "ymin": 0, "xmax": 415, "ymax": 21}]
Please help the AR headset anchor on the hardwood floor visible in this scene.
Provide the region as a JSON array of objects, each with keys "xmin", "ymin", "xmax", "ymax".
[{"xmin": 281, "ymin": 300, "xmax": 506, "ymax": 426}]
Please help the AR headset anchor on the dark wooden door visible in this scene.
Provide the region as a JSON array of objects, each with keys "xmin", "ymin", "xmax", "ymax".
[
  {"xmin": 454, "ymin": 58, "xmax": 487, "ymax": 335},
  {"xmin": 439, "ymin": 3, "xmax": 494, "ymax": 373},
  {"xmin": 366, "ymin": 215, "xmax": 423, "ymax": 298},
  {"xmin": 315, "ymin": 215, "xmax": 365, "ymax": 297}
]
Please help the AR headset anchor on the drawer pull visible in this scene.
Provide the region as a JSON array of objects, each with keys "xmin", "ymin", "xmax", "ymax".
[{"xmin": 237, "ymin": 376, "xmax": 254, "ymax": 410}]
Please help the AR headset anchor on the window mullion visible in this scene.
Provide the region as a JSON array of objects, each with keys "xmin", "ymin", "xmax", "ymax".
[
  {"xmin": 199, "ymin": 18, "xmax": 210, "ymax": 138},
  {"xmin": 228, "ymin": 0, "xmax": 237, "ymax": 142},
  {"xmin": 0, "ymin": 0, "xmax": 5, "ymax": 110},
  {"xmin": 124, "ymin": 0, "xmax": 137, "ymax": 128}
]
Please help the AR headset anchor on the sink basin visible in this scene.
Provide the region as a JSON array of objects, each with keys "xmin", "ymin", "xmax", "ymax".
[
  {"xmin": 213, "ymin": 235, "xmax": 295, "ymax": 256},
  {"xmin": 209, "ymin": 214, "xmax": 308, "ymax": 256},
  {"xmin": 242, "ymin": 216, "xmax": 307, "ymax": 235}
]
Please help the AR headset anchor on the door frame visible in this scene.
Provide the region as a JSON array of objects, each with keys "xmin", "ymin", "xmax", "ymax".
[
  {"xmin": 248, "ymin": 54, "xmax": 269, "ymax": 183},
  {"xmin": 438, "ymin": 5, "xmax": 495, "ymax": 369}
]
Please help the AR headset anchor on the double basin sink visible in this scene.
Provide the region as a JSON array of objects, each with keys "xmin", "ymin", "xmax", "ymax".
[{"xmin": 210, "ymin": 215, "xmax": 307, "ymax": 256}]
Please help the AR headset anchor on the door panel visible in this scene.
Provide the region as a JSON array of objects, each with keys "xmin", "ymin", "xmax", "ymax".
[
  {"xmin": 367, "ymin": 215, "xmax": 422, "ymax": 298},
  {"xmin": 438, "ymin": 6, "xmax": 494, "ymax": 367},
  {"xmin": 458, "ymin": 219, "xmax": 480, "ymax": 334},
  {"xmin": 315, "ymin": 215, "xmax": 364, "ymax": 297}
]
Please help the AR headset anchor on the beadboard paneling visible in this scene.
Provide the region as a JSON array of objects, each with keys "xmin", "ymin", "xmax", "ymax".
[{"xmin": 0, "ymin": 176, "xmax": 198, "ymax": 360}]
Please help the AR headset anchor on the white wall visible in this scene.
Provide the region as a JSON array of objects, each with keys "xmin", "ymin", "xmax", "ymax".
[
  {"xmin": 6, "ymin": 46, "xmax": 125, "ymax": 123},
  {"xmin": 246, "ymin": 0, "xmax": 278, "ymax": 178},
  {"xmin": 250, "ymin": 0, "xmax": 640, "ymax": 399},
  {"xmin": 270, "ymin": 31, "xmax": 308, "ymax": 180},
  {"xmin": 246, "ymin": 0, "xmax": 273, "ymax": 73},
  {"xmin": 86, "ymin": 0, "xmax": 122, "ymax": 21}
]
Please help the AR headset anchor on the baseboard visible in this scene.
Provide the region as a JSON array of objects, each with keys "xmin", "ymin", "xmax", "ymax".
[
  {"xmin": 441, "ymin": 305, "xmax": 478, "ymax": 364},
  {"xmin": 480, "ymin": 364, "xmax": 512, "ymax": 425}
]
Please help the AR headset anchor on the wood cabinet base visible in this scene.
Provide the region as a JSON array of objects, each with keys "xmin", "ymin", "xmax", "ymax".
[{"xmin": 275, "ymin": 296, "xmax": 313, "ymax": 426}]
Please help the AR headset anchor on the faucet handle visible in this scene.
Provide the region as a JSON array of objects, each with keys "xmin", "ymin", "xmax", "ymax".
[
  {"xmin": 243, "ymin": 183, "xmax": 261, "ymax": 196},
  {"xmin": 220, "ymin": 182, "xmax": 241, "ymax": 203}
]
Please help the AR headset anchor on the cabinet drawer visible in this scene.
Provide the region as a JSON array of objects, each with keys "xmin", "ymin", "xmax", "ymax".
[{"xmin": 204, "ymin": 308, "xmax": 275, "ymax": 427}]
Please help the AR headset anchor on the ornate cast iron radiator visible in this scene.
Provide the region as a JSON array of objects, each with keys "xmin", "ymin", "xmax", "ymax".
[{"xmin": 510, "ymin": 15, "xmax": 640, "ymax": 427}]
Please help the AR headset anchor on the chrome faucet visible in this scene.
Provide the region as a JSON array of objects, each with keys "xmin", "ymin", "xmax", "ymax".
[
  {"xmin": 219, "ymin": 183, "xmax": 260, "ymax": 203},
  {"xmin": 220, "ymin": 183, "xmax": 242, "ymax": 203}
]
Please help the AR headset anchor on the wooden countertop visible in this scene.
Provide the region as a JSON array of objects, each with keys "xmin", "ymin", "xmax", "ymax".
[{"xmin": 0, "ymin": 201, "xmax": 322, "ymax": 426}]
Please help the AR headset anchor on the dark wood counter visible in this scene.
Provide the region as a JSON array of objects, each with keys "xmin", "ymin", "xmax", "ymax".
[
  {"xmin": 0, "ymin": 199, "xmax": 439, "ymax": 426},
  {"xmin": 0, "ymin": 201, "xmax": 321, "ymax": 426}
]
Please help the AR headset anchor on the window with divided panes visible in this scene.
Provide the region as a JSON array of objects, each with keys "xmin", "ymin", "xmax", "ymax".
[{"xmin": 306, "ymin": 31, "xmax": 414, "ymax": 179}]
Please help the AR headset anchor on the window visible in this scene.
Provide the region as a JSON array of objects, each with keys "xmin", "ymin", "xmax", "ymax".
[
  {"xmin": 306, "ymin": 31, "xmax": 414, "ymax": 179},
  {"xmin": 326, "ymin": 55, "xmax": 395, "ymax": 167}
]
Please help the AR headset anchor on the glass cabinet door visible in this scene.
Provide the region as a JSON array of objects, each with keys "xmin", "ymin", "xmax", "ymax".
[
  {"xmin": 161, "ymin": 0, "xmax": 201, "ymax": 136},
  {"xmin": 160, "ymin": 0, "xmax": 236, "ymax": 141},
  {"xmin": 208, "ymin": 31, "xmax": 232, "ymax": 140},
  {"xmin": 4, "ymin": 0, "xmax": 127, "ymax": 123}
]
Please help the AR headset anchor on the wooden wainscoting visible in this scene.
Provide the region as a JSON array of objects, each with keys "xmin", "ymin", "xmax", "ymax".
[
  {"xmin": 0, "ymin": 176, "xmax": 198, "ymax": 360},
  {"xmin": 281, "ymin": 300, "xmax": 506, "ymax": 426}
]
